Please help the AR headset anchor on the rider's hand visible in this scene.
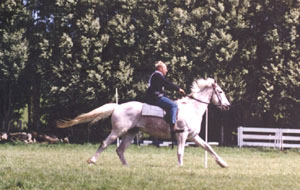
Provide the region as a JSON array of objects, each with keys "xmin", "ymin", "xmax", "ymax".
[{"xmin": 179, "ymin": 88, "xmax": 186, "ymax": 96}]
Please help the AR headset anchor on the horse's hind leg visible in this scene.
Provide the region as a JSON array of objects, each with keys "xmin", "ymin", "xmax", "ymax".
[
  {"xmin": 116, "ymin": 128, "xmax": 139, "ymax": 166},
  {"xmin": 192, "ymin": 135, "xmax": 228, "ymax": 168},
  {"xmin": 88, "ymin": 131, "xmax": 121, "ymax": 165}
]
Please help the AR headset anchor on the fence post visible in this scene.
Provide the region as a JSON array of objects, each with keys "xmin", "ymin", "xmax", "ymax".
[
  {"xmin": 237, "ymin": 126, "xmax": 243, "ymax": 147},
  {"xmin": 116, "ymin": 88, "xmax": 120, "ymax": 147},
  {"xmin": 220, "ymin": 125, "xmax": 224, "ymax": 146},
  {"xmin": 278, "ymin": 128, "xmax": 283, "ymax": 150},
  {"xmin": 204, "ymin": 108, "xmax": 208, "ymax": 168}
]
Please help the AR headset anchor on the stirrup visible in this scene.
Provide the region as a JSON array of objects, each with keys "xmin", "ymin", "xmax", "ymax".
[
  {"xmin": 170, "ymin": 124, "xmax": 184, "ymax": 133},
  {"xmin": 173, "ymin": 129, "xmax": 184, "ymax": 133}
]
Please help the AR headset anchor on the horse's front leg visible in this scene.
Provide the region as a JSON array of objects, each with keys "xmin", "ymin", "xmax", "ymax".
[
  {"xmin": 177, "ymin": 132, "xmax": 188, "ymax": 166},
  {"xmin": 192, "ymin": 135, "xmax": 228, "ymax": 168}
]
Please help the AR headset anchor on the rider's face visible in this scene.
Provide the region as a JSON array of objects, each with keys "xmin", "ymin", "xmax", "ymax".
[{"xmin": 161, "ymin": 65, "xmax": 168, "ymax": 76}]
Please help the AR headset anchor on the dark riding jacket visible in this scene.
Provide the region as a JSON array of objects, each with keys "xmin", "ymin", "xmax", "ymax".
[{"xmin": 146, "ymin": 71, "xmax": 179, "ymax": 103}]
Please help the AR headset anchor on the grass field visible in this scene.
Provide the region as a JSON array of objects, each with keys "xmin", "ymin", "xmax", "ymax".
[{"xmin": 0, "ymin": 143, "xmax": 300, "ymax": 190}]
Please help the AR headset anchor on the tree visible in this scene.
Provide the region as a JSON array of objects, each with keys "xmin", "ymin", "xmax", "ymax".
[
  {"xmin": 0, "ymin": 0, "xmax": 30, "ymax": 130},
  {"xmin": 254, "ymin": 0, "xmax": 300, "ymax": 127},
  {"xmin": 1, "ymin": 0, "xmax": 299, "ymax": 143}
]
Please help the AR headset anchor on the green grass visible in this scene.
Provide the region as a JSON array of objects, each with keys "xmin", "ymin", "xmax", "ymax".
[{"xmin": 1, "ymin": 143, "xmax": 300, "ymax": 190}]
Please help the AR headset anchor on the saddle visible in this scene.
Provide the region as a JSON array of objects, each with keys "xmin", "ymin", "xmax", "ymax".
[{"xmin": 141, "ymin": 103, "xmax": 165, "ymax": 118}]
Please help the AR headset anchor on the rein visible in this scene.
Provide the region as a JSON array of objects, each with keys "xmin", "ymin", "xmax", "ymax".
[{"xmin": 187, "ymin": 95, "xmax": 210, "ymax": 104}]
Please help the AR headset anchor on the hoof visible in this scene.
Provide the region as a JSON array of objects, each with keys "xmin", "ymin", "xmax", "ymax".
[
  {"xmin": 216, "ymin": 158, "xmax": 228, "ymax": 168},
  {"xmin": 87, "ymin": 157, "xmax": 96, "ymax": 165}
]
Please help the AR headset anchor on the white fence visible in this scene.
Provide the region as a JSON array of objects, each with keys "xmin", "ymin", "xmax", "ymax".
[
  {"xmin": 237, "ymin": 126, "xmax": 300, "ymax": 149},
  {"xmin": 122, "ymin": 140, "xmax": 219, "ymax": 147}
]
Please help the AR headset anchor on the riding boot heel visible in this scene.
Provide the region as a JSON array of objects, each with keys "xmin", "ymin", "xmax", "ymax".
[{"xmin": 171, "ymin": 124, "xmax": 184, "ymax": 133}]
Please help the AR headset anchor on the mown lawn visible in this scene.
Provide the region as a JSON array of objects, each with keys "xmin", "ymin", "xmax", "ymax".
[{"xmin": 0, "ymin": 143, "xmax": 300, "ymax": 190}]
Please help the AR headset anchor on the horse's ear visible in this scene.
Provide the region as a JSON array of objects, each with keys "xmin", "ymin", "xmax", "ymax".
[
  {"xmin": 212, "ymin": 82, "xmax": 217, "ymax": 88},
  {"xmin": 212, "ymin": 76, "xmax": 218, "ymax": 88},
  {"xmin": 206, "ymin": 78, "xmax": 215, "ymax": 88},
  {"xmin": 214, "ymin": 76, "xmax": 218, "ymax": 83}
]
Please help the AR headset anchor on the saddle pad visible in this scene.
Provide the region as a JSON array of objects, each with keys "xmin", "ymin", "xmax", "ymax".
[{"xmin": 141, "ymin": 104, "xmax": 165, "ymax": 118}]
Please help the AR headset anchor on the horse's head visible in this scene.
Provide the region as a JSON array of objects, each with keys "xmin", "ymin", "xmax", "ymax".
[
  {"xmin": 210, "ymin": 81, "xmax": 231, "ymax": 111},
  {"xmin": 190, "ymin": 78, "xmax": 231, "ymax": 110}
]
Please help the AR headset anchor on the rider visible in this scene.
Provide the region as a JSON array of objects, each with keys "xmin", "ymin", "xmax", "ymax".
[{"xmin": 147, "ymin": 61, "xmax": 186, "ymax": 134}]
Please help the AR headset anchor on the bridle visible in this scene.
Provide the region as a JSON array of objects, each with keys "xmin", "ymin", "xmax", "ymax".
[{"xmin": 187, "ymin": 85, "xmax": 223, "ymax": 107}]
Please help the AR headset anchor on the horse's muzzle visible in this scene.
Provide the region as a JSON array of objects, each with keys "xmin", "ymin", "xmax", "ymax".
[
  {"xmin": 224, "ymin": 105, "xmax": 230, "ymax": 110},
  {"xmin": 220, "ymin": 104, "xmax": 230, "ymax": 111}
]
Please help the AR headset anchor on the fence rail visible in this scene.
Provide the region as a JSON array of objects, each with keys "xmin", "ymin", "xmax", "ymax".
[{"xmin": 238, "ymin": 126, "xmax": 300, "ymax": 149}]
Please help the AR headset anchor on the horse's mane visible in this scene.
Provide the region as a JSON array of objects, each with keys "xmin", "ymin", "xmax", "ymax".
[{"xmin": 191, "ymin": 78, "xmax": 214, "ymax": 93}]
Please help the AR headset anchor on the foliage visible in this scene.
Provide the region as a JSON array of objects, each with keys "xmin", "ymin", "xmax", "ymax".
[
  {"xmin": 0, "ymin": 0, "xmax": 30, "ymax": 129},
  {"xmin": 0, "ymin": 0, "xmax": 299, "ymax": 140},
  {"xmin": 242, "ymin": 0, "xmax": 300, "ymax": 126}
]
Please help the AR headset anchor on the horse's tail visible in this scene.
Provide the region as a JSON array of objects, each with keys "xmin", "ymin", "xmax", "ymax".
[{"xmin": 56, "ymin": 103, "xmax": 119, "ymax": 128}]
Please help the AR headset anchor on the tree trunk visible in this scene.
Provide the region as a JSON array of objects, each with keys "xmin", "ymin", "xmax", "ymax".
[
  {"xmin": 3, "ymin": 82, "xmax": 13, "ymax": 132},
  {"xmin": 31, "ymin": 76, "xmax": 41, "ymax": 131}
]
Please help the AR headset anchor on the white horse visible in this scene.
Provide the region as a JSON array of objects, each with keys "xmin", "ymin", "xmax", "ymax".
[{"xmin": 57, "ymin": 78, "xmax": 230, "ymax": 167}]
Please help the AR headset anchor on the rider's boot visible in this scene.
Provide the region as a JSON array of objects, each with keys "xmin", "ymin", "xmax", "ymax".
[
  {"xmin": 169, "ymin": 123, "xmax": 184, "ymax": 149},
  {"xmin": 170, "ymin": 123, "xmax": 184, "ymax": 134}
]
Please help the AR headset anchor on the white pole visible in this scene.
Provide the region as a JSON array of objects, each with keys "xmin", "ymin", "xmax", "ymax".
[
  {"xmin": 205, "ymin": 107, "xmax": 208, "ymax": 168},
  {"xmin": 116, "ymin": 88, "xmax": 120, "ymax": 147}
]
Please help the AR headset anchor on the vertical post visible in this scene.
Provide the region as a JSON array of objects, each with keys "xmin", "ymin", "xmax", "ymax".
[
  {"xmin": 87, "ymin": 126, "xmax": 90, "ymax": 143},
  {"xmin": 116, "ymin": 88, "xmax": 120, "ymax": 147},
  {"xmin": 220, "ymin": 125, "xmax": 224, "ymax": 146},
  {"xmin": 237, "ymin": 126, "xmax": 243, "ymax": 148},
  {"xmin": 278, "ymin": 128, "xmax": 283, "ymax": 150},
  {"xmin": 205, "ymin": 108, "xmax": 208, "ymax": 168}
]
